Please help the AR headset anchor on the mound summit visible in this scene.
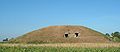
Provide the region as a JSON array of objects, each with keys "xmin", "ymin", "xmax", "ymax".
[{"xmin": 10, "ymin": 25, "xmax": 110, "ymax": 43}]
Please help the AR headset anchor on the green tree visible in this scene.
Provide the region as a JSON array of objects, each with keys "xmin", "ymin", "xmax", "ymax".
[
  {"xmin": 105, "ymin": 33, "xmax": 110, "ymax": 36},
  {"xmin": 113, "ymin": 37, "xmax": 120, "ymax": 42},
  {"xmin": 112, "ymin": 32, "xmax": 120, "ymax": 38}
]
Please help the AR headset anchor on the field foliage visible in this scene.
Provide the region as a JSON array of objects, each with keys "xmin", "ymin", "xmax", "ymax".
[{"xmin": 0, "ymin": 46, "xmax": 120, "ymax": 52}]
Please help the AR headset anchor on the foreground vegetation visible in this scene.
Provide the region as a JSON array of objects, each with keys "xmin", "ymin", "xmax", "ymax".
[
  {"xmin": 0, "ymin": 43, "xmax": 120, "ymax": 52},
  {"xmin": 0, "ymin": 46, "xmax": 120, "ymax": 52}
]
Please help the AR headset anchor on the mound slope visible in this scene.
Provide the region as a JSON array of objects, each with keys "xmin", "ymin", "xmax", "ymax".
[{"xmin": 10, "ymin": 25, "xmax": 110, "ymax": 43}]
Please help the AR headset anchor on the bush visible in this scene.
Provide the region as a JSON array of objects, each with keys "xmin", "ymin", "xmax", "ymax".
[{"xmin": 105, "ymin": 32, "xmax": 120, "ymax": 42}]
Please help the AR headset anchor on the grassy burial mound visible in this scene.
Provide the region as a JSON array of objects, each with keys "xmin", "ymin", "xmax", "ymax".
[{"xmin": 10, "ymin": 25, "xmax": 110, "ymax": 43}]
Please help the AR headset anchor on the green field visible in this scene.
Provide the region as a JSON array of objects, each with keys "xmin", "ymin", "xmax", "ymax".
[
  {"xmin": 0, "ymin": 43, "xmax": 120, "ymax": 52},
  {"xmin": 0, "ymin": 46, "xmax": 120, "ymax": 52}
]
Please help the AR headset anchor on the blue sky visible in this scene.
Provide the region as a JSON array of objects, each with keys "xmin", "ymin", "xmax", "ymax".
[{"xmin": 0, "ymin": 0, "xmax": 120, "ymax": 41}]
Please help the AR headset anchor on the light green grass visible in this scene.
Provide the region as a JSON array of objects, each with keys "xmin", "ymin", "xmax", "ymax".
[{"xmin": 0, "ymin": 46, "xmax": 120, "ymax": 52}]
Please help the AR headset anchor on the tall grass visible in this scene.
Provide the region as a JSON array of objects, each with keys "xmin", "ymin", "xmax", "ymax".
[
  {"xmin": 0, "ymin": 46, "xmax": 120, "ymax": 52},
  {"xmin": 0, "ymin": 43, "xmax": 120, "ymax": 52}
]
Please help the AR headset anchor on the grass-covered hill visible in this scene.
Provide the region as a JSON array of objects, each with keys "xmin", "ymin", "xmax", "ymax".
[{"xmin": 10, "ymin": 25, "xmax": 110, "ymax": 43}]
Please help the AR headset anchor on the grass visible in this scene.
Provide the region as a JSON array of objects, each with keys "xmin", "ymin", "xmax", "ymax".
[
  {"xmin": 11, "ymin": 25, "xmax": 110, "ymax": 43},
  {"xmin": 0, "ymin": 46, "xmax": 120, "ymax": 52},
  {"xmin": 0, "ymin": 43, "xmax": 120, "ymax": 52}
]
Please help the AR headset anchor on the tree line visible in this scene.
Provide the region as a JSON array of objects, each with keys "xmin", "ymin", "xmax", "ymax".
[{"xmin": 105, "ymin": 31, "xmax": 120, "ymax": 42}]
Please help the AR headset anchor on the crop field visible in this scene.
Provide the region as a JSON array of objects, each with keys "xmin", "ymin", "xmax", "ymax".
[
  {"xmin": 0, "ymin": 43, "xmax": 120, "ymax": 52},
  {"xmin": 0, "ymin": 46, "xmax": 120, "ymax": 52}
]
